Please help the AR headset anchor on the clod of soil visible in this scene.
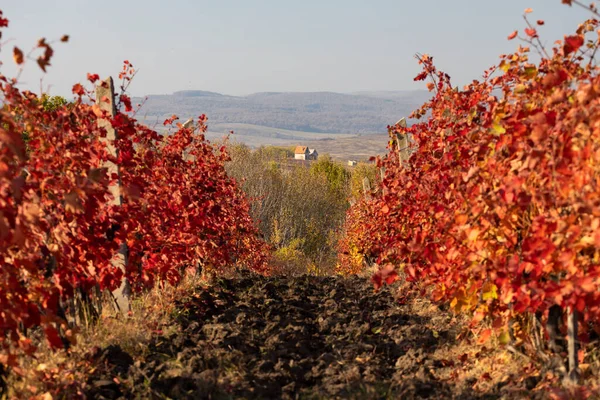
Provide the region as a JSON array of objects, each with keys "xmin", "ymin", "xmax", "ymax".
[{"xmin": 86, "ymin": 273, "xmax": 538, "ymax": 399}]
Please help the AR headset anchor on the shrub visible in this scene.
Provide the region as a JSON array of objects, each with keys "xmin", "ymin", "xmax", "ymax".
[
  {"xmin": 0, "ymin": 12, "xmax": 268, "ymax": 368},
  {"xmin": 338, "ymin": 5, "xmax": 600, "ymax": 372}
]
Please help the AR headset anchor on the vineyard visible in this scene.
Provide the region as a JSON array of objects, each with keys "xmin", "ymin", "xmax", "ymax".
[{"xmin": 2, "ymin": 1, "xmax": 600, "ymax": 399}]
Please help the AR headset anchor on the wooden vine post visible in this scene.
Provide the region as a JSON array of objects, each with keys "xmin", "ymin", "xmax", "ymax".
[
  {"xmin": 567, "ymin": 309, "xmax": 579, "ymax": 383},
  {"xmin": 395, "ymin": 117, "xmax": 410, "ymax": 164},
  {"xmin": 362, "ymin": 176, "xmax": 371, "ymax": 199},
  {"xmin": 96, "ymin": 77, "xmax": 131, "ymax": 315}
]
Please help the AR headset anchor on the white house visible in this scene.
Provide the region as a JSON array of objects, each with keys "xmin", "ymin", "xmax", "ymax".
[
  {"xmin": 294, "ymin": 146, "xmax": 318, "ymax": 160},
  {"xmin": 294, "ymin": 146, "xmax": 309, "ymax": 160}
]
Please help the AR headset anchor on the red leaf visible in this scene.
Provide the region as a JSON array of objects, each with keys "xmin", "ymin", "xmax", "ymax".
[
  {"xmin": 120, "ymin": 94, "xmax": 133, "ymax": 112},
  {"xmin": 0, "ymin": 127, "xmax": 26, "ymax": 160},
  {"xmin": 72, "ymin": 83, "xmax": 85, "ymax": 96},
  {"xmin": 563, "ymin": 35, "xmax": 584, "ymax": 55},
  {"xmin": 0, "ymin": 12, "xmax": 8, "ymax": 28},
  {"xmin": 44, "ymin": 326, "xmax": 63, "ymax": 349},
  {"xmin": 87, "ymin": 73, "xmax": 100, "ymax": 83},
  {"xmin": 414, "ymin": 71, "xmax": 428, "ymax": 81},
  {"xmin": 372, "ymin": 264, "xmax": 397, "ymax": 290},
  {"xmin": 385, "ymin": 270, "xmax": 399, "ymax": 285},
  {"xmin": 507, "ymin": 30, "xmax": 518, "ymax": 40}
]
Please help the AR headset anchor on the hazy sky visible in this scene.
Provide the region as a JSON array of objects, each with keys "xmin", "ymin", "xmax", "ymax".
[{"xmin": 0, "ymin": 1, "xmax": 591, "ymax": 97}]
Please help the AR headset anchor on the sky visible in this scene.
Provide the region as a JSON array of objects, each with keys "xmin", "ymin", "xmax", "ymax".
[{"xmin": 0, "ymin": 0, "xmax": 593, "ymax": 97}]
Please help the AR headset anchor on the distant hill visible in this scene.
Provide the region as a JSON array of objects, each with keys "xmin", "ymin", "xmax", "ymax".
[{"xmin": 133, "ymin": 90, "xmax": 431, "ymax": 136}]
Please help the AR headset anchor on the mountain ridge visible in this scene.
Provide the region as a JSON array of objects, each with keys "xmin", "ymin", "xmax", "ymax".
[{"xmin": 133, "ymin": 89, "xmax": 430, "ymax": 135}]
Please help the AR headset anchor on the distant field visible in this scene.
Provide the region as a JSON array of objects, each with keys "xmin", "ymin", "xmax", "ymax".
[
  {"xmin": 302, "ymin": 134, "xmax": 391, "ymax": 161},
  {"xmin": 220, "ymin": 130, "xmax": 391, "ymax": 162},
  {"xmin": 203, "ymin": 123, "xmax": 357, "ymax": 148},
  {"xmin": 141, "ymin": 119, "xmax": 391, "ymax": 162}
]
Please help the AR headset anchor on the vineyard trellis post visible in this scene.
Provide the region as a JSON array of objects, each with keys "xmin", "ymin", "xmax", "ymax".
[
  {"xmin": 567, "ymin": 309, "xmax": 579, "ymax": 383},
  {"xmin": 96, "ymin": 77, "xmax": 131, "ymax": 315},
  {"xmin": 362, "ymin": 176, "xmax": 371, "ymax": 199},
  {"xmin": 395, "ymin": 117, "xmax": 410, "ymax": 165}
]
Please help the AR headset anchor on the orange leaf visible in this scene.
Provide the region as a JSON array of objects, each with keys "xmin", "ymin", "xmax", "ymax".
[
  {"xmin": 13, "ymin": 47, "xmax": 23, "ymax": 64},
  {"xmin": 507, "ymin": 30, "xmax": 518, "ymax": 40},
  {"xmin": 524, "ymin": 8, "xmax": 533, "ymax": 13},
  {"xmin": 579, "ymin": 276, "xmax": 596, "ymax": 292},
  {"xmin": 477, "ymin": 328, "xmax": 492, "ymax": 344},
  {"xmin": 467, "ymin": 228, "xmax": 480, "ymax": 242},
  {"xmin": 525, "ymin": 28, "xmax": 537, "ymax": 38}
]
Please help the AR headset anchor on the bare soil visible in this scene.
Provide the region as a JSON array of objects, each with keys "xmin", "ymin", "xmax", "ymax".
[{"xmin": 85, "ymin": 273, "xmax": 540, "ymax": 399}]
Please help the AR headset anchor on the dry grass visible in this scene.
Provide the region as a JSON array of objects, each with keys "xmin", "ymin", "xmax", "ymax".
[
  {"xmin": 2, "ymin": 271, "xmax": 208, "ymax": 400},
  {"xmin": 388, "ymin": 276, "xmax": 600, "ymax": 399}
]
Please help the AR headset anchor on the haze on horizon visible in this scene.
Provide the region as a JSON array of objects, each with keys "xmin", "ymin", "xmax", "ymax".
[{"xmin": 0, "ymin": 0, "xmax": 591, "ymax": 97}]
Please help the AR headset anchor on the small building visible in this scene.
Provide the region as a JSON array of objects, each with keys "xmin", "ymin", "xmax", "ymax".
[
  {"xmin": 348, "ymin": 160, "xmax": 358, "ymax": 167},
  {"xmin": 294, "ymin": 146, "xmax": 309, "ymax": 160},
  {"xmin": 294, "ymin": 146, "xmax": 318, "ymax": 160}
]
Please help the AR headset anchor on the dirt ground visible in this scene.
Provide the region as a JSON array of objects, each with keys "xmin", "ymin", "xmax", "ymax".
[{"xmin": 85, "ymin": 273, "xmax": 548, "ymax": 399}]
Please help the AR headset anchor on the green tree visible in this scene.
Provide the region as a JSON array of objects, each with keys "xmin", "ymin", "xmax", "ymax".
[
  {"xmin": 349, "ymin": 162, "xmax": 379, "ymax": 200},
  {"xmin": 309, "ymin": 154, "xmax": 350, "ymax": 196},
  {"xmin": 40, "ymin": 94, "xmax": 69, "ymax": 112}
]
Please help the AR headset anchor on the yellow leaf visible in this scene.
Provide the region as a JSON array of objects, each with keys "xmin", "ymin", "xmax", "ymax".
[
  {"xmin": 450, "ymin": 296, "xmax": 459, "ymax": 311},
  {"xmin": 492, "ymin": 122, "xmax": 506, "ymax": 134},
  {"xmin": 36, "ymin": 363, "xmax": 48, "ymax": 371},
  {"xmin": 515, "ymin": 84, "xmax": 526, "ymax": 94},
  {"xmin": 482, "ymin": 282, "xmax": 498, "ymax": 301},
  {"xmin": 523, "ymin": 65, "xmax": 538, "ymax": 79},
  {"xmin": 498, "ymin": 330, "xmax": 511, "ymax": 345}
]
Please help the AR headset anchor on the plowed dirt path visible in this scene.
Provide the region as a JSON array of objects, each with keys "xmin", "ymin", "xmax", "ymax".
[{"xmin": 87, "ymin": 274, "xmax": 535, "ymax": 399}]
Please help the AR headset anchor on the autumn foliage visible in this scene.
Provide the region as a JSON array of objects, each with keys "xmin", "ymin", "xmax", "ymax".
[
  {"xmin": 339, "ymin": 6, "xmax": 600, "ymax": 352},
  {"xmin": 0, "ymin": 10, "xmax": 268, "ymax": 367}
]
